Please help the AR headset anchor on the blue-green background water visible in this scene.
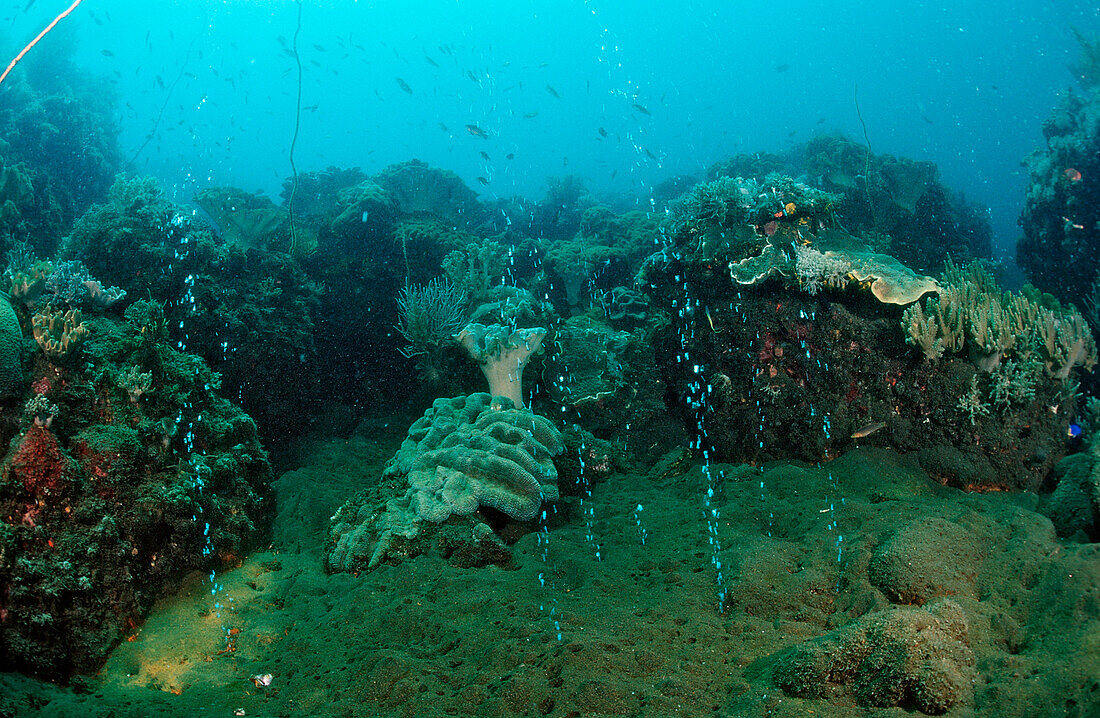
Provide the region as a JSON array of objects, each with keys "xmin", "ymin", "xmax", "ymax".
[{"xmin": 4, "ymin": 0, "xmax": 1097, "ymax": 265}]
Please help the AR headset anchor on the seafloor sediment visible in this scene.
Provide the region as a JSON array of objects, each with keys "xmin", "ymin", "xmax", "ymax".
[{"xmin": 2, "ymin": 413, "xmax": 1096, "ymax": 718}]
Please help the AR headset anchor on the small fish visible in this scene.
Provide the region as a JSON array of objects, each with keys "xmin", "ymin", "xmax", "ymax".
[
  {"xmin": 476, "ymin": 177, "xmax": 489, "ymax": 185},
  {"xmin": 523, "ymin": 111, "xmax": 538, "ymax": 119},
  {"xmin": 424, "ymin": 55, "xmax": 439, "ymax": 67},
  {"xmin": 545, "ymin": 84, "xmax": 560, "ymax": 99},
  {"xmin": 396, "ymin": 78, "xmax": 413, "ymax": 94},
  {"xmin": 632, "ymin": 104, "xmax": 650, "ymax": 116},
  {"xmin": 465, "ymin": 124, "xmax": 489, "ymax": 139},
  {"xmin": 466, "ymin": 70, "xmax": 481, "ymax": 83},
  {"xmin": 506, "ymin": 153, "xmax": 514, "ymax": 160},
  {"xmin": 312, "ymin": 43, "xmax": 325, "ymax": 52},
  {"xmin": 850, "ymin": 421, "xmax": 886, "ymax": 439},
  {"xmin": 775, "ymin": 63, "xmax": 790, "ymax": 73},
  {"xmin": 479, "ymin": 151, "xmax": 490, "ymax": 160},
  {"xmin": 598, "ymin": 127, "xmax": 608, "ymax": 138},
  {"xmin": 438, "ymin": 122, "xmax": 449, "ymax": 132},
  {"xmin": 645, "ymin": 148, "xmax": 656, "ymax": 160},
  {"xmin": 155, "ymin": 75, "xmax": 165, "ymax": 89},
  {"xmin": 1069, "ymin": 423, "xmax": 1082, "ymax": 438},
  {"xmin": 101, "ymin": 49, "xmax": 115, "ymax": 57},
  {"xmin": 22, "ymin": 0, "xmax": 37, "ymax": 12},
  {"xmin": 303, "ymin": 104, "xmax": 319, "ymax": 112},
  {"xmin": 1064, "ymin": 168, "xmax": 1083, "ymax": 182}
]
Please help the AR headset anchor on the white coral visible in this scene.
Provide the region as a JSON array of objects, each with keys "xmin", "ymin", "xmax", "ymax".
[{"xmin": 795, "ymin": 245, "xmax": 851, "ymax": 295}]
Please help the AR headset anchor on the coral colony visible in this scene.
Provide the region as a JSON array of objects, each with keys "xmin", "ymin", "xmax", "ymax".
[{"xmin": 2, "ymin": 20, "xmax": 1100, "ymax": 718}]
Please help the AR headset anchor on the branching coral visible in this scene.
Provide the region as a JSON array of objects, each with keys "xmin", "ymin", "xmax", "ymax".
[
  {"xmin": 794, "ymin": 245, "xmax": 851, "ymax": 296},
  {"xmin": 119, "ymin": 365, "xmax": 153, "ymax": 403},
  {"xmin": 989, "ymin": 358, "xmax": 1042, "ymax": 412},
  {"xmin": 1036, "ymin": 310, "xmax": 1098, "ymax": 380},
  {"xmin": 45, "ymin": 259, "xmax": 126, "ymax": 309},
  {"xmin": 442, "ymin": 237, "xmax": 506, "ymax": 303},
  {"xmin": 957, "ymin": 376, "xmax": 991, "ymax": 426},
  {"xmin": 901, "ymin": 261, "xmax": 1097, "ymax": 378},
  {"xmin": 900, "ymin": 301, "xmax": 945, "ymax": 361},
  {"xmin": 669, "ymin": 174, "xmax": 839, "ymax": 238}
]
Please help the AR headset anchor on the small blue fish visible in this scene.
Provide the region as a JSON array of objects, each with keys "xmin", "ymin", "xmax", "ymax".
[{"xmin": 1068, "ymin": 423, "xmax": 1082, "ymax": 438}]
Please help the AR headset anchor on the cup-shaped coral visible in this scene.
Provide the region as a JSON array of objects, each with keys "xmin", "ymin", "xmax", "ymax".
[{"xmin": 457, "ymin": 322, "xmax": 546, "ymax": 408}]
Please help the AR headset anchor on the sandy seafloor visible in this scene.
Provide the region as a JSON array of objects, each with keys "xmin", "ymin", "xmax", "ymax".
[{"xmin": 2, "ymin": 412, "xmax": 1100, "ymax": 718}]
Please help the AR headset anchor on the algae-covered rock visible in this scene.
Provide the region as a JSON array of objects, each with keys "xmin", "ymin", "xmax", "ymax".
[
  {"xmin": 772, "ymin": 599, "xmax": 975, "ymax": 714},
  {"xmin": 373, "ymin": 159, "xmax": 483, "ymax": 226},
  {"xmin": 0, "ymin": 300, "xmax": 272, "ymax": 679},
  {"xmin": 1018, "ymin": 85, "xmax": 1100, "ymax": 307},
  {"xmin": 326, "ymin": 485, "xmax": 425, "ymax": 573},
  {"xmin": 1044, "ymin": 448, "xmax": 1100, "ymax": 541},
  {"xmin": 800, "ymin": 134, "xmax": 992, "ymax": 271},
  {"xmin": 544, "ymin": 315, "xmax": 684, "ymax": 466},
  {"xmin": 868, "ymin": 516, "xmax": 984, "ymax": 604},
  {"xmin": 330, "ymin": 179, "xmax": 397, "ymax": 247}
]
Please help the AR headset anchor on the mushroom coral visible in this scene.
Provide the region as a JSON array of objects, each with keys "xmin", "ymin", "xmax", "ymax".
[{"xmin": 457, "ymin": 322, "xmax": 546, "ymax": 408}]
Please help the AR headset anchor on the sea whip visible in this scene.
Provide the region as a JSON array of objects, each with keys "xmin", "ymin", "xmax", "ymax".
[{"xmin": 0, "ymin": 0, "xmax": 87, "ymax": 87}]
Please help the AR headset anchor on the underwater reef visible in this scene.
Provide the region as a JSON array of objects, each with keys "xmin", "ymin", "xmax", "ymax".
[
  {"xmin": 644, "ymin": 173, "xmax": 1093, "ymax": 491},
  {"xmin": 0, "ymin": 282, "xmax": 271, "ymax": 678},
  {"xmin": 1017, "ymin": 66, "xmax": 1100, "ymax": 318},
  {"xmin": 708, "ymin": 135, "xmax": 993, "ymax": 275},
  {"xmin": 61, "ymin": 175, "xmax": 323, "ymax": 441},
  {"xmin": 3, "ymin": 45, "xmax": 1100, "ymax": 713},
  {"xmin": 0, "ymin": 43, "xmax": 120, "ymax": 256}
]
